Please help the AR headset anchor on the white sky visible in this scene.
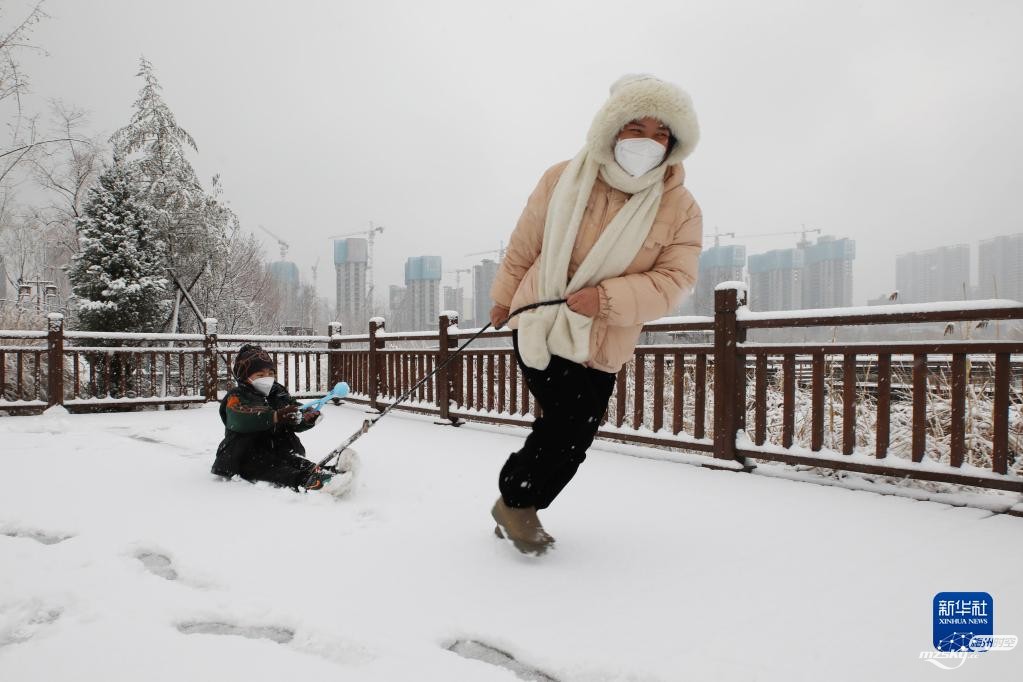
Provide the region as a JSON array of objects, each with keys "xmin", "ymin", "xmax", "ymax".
[{"xmin": 13, "ymin": 0, "xmax": 1023, "ymax": 307}]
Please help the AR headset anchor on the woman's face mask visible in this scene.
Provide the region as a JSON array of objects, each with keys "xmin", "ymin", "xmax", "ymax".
[
  {"xmin": 250, "ymin": 376, "xmax": 275, "ymax": 396},
  {"xmin": 614, "ymin": 137, "xmax": 667, "ymax": 177}
]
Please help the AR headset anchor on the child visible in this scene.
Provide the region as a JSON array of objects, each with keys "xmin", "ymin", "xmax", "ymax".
[{"xmin": 212, "ymin": 344, "xmax": 333, "ymax": 490}]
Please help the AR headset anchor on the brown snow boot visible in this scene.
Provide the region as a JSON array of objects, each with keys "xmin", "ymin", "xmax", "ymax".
[{"xmin": 491, "ymin": 497, "xmax": 555, "ymax": 556}]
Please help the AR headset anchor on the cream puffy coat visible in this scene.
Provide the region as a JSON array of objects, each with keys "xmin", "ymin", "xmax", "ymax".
[{"xmin": 491, "ymin": 160, "xmax": 702, "ymax": 373}]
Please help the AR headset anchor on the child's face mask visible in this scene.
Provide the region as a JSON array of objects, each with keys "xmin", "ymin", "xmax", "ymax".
[{"xmin": 250, "ymin": 376, "xmax": 275, "ymax": 396}]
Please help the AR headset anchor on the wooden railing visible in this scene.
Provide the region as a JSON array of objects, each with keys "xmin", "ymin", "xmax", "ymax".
[{"xmin": 2, "ymin": 288, "xmax": 1021, "ymax": 501}]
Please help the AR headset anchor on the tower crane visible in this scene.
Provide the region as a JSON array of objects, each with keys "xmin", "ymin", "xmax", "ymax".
[
  {"xmin": 446, "ymin": 268, "xmax": 472, "ymax": 290},
  {"xmin": 328, "ymin": 221, "xmax": 385, "ymax": 313},
  {"xmin": 714, "ymin": 225, "xmax": 823, "ymax": 248},
  {"xmin": 465, "ymin": 241, "xmax": 506, "ymax": 261},
  {"xmin": 444, "ymin": 268, "xmax": 472, "ymax": 317},
  {"xmin": 256, "ymin": 224, "xmax": 290, "ymax": 260},
  {"xmin": 710, "ymin": 226, "xmax": 736, "ymax": 248},
  {"xmin": 733, "ymin": 225, "xmax": 822, "ymax": 248}
]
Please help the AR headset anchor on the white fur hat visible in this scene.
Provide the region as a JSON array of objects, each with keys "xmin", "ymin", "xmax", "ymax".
[{"xmin": 585, "ymin": 74, "xmax": 700, "ymax": 166}]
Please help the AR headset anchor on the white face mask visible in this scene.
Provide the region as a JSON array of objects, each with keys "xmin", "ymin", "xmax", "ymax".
[
  {"xmin": 614, "ymin": 137, "xmax": 667, "ymax": 177},
  {"xmin": 250, "ymin": 377, "xmax": 275, "ymax": 396}
]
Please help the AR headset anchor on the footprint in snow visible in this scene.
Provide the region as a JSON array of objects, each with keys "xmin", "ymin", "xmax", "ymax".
[
  {"xmin": 0, "ymin": 602, "xmax": 63, "ymax": 649},
  {"xmin": 176, "ymin": 621, "xmax": 295, "ymax": 644},
  {"xmin": 447, "ymin": 639, "xmax": 558, "ymax": 682},
  {"xmin": 136, "ymin": 551, "xmax": 179, "ymax": 581},
  {"xmin": 1, "ymin": 528, "xmax": 73, "ymax": 545}
]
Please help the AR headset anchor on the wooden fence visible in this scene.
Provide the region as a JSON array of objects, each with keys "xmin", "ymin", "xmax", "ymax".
[{"xmin": 2, "ymin": 287, "xmax": 1022, "ymax": 504}]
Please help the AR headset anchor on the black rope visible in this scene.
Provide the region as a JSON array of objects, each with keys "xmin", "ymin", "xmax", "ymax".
[{"xmin": 311, "ymin": 298, "xmax": 567, "ymax": 471}]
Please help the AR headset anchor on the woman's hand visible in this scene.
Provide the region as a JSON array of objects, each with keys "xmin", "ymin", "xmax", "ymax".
[
  {"xmin": 490, "ymin": 304, "xmax": 511, "ymax": 328},
  {"xmin": 566, "ymin": 287, "xmax": 600, "ymax": 318}
]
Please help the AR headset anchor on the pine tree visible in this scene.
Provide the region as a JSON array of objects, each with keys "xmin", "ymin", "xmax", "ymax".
[
  {"xmin": 109, "ymin": 57, "xmax": 205, "ymax": 277},
  {"xmin": 67, "ymin": 160, "xmax": 170, "ymax": 333}
]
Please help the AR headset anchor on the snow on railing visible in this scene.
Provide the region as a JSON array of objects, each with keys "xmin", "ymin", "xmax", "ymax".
[
  {"xmin": 737, "ymin": 298, "xmax": 1023, "ymax": 323},
  {"xmin": 0, "ymin": 330, "xmax": 48, "ymax": 339},
  {"xmin": 646, "ymin": 314, "xmax": 715, "ymax": 326},
  {"xmin": 65, "ymin": 330, "xmax": 205, "ymax": 342},
  {"xmin": 217, "ymin": 334, "xmax": 330, "ymax": 343}
]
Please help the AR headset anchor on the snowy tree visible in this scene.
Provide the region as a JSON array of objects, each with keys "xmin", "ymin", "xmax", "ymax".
[
  {"xmin": 67, "ymin": 160, "xmax": 169, "ymax": 333},
  {"xmin": 109, "ymin": 57, "xmax": 208, "ymax": 329}
]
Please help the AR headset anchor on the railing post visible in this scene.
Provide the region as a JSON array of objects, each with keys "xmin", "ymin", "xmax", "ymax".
[
  {"xmin": 46, "ymin": 313, "xmax": 64, "ymax": 408},
  {"xmin": 368, "ymin": 317, "xmax": 385, "ymax": 410},
  {"xmin": 713, "ymin": 283, "xmax": 746, "ymax": 461},
  {"xmin": 437, "ymin": 312, "xmax": 459, "ymax": 421},
  {"xmin": 203, "ymin": 318, "xmax": 218, "ymax": 402},
  {"xmin": 327, "ymin": 322, "xmax": 342, "ymax": 387}
]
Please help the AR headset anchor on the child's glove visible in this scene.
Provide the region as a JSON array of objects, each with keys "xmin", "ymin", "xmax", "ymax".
[
  {"xmin": 273, "ymin": 404, "xmax": 302, "ymax": 425},
  {"xmin": 302, "ymin": 409, "xmax": 324, "ymax": 426}
]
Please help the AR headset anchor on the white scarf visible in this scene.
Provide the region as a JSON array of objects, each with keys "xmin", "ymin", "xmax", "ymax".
[{"xmin": 516, "ymin": 148, "xmax": 667, "ymax": 370}]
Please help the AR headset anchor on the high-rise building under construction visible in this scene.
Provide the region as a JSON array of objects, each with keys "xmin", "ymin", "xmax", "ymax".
[
  {"xmin": 802, "ymin": 236, "xmax": 855, "ymax": 308},
  {"xmin": 693, "ymin": 244, "xmax": 746, "ymax": 315},
  {"xmin": 473, "ymin": 259, "xmax": 500, "ymax": 327},
  {"xmin": 334, "ymin": 238, "xmax": 368, "ymax": 333},
  {"xmin": 748, "ymin": 247, "xmax": 804, "ymax": 311},
  {"xmin": 978, "ymin": 233, "xmax": 1023, "ymax": 302},
  {"xmin": 895, "ymin": 244, "xmax": 970, "ymax": 304},
  {"xmin": 404, "ymin": 255, "xmax": 442, "ymax": 331}
]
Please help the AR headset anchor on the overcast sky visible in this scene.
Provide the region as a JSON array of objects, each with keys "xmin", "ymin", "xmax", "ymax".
[{"xmin": 13, "ymin": 0, "xmax": 1023, "ymax": 306}]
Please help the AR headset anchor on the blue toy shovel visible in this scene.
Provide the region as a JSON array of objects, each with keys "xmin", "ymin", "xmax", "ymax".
[{"xmin": 301, "ymin": 382, "xmax": 350, "ymax": 412}]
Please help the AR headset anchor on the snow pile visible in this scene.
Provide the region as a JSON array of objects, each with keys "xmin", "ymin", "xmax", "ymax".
[{"xmin": 1, "ymin": 406, "xmax": 1020, "ymax": 680}]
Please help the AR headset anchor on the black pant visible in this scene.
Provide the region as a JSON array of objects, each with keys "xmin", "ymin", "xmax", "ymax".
[
  {"xmin": 239, "ymin": 449, "xmax": 311, "ymax": 489},
  {"xmin": 499, "ymin": 333, "xmax": 616, "ymax": 509}
]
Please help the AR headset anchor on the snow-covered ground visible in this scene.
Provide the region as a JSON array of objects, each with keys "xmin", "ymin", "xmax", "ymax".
[{"xmin": 1, "ymin": 403, "xmax": 1020, "ymax": 681}]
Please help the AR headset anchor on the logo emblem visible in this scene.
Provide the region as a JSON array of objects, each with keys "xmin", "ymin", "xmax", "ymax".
[
  {"xmin": 933, "ymin": 592, "xmax": 993, "ymax": 651},
  {"xmin": 921, "ymin": 592, "xmax": 1016, "ymax": 670}
]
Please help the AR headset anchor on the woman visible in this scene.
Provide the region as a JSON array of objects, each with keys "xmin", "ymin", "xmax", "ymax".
[{"xmin": 489, "ymin": 75, "xmax": 703, "ymax": 555}]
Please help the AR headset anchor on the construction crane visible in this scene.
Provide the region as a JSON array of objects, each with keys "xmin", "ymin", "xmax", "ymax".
[
  {"xmin": 465, "ymin": 241, "xmax": 506, "ymax": 261},
  {"xmin": 443, "ymin": 268, "xmax": 472, "ymax": 317},
  {"xmin": 328, "ymin": 221, "xmax": 385, "ymax": 313},
  {"xmin": 735, "ymin": 225, "xmax": 822, "ymax": 248},
  {"xmin": 715, "ymin": 225, "xmax": 823, "ymax": 248},
  {"xmin": 709, "ymin": 226, "xmax": 736, "ymax": 248},
  {"xmin": 446, "ymin": 268, "xmax": 472, "ymax": 290},
  {"xmin": 256, "ymin": 224, "xmax": 290, "ymax": 260}
]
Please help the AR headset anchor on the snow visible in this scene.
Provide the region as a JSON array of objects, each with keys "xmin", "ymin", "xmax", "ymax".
[
  {"xmin": 644, "ymin": 314, "xmax": 714, "ymax": 326},
  {"xmin": 0, "ymin": 331, "xmax": 48, "ymax": 340},
  {"xmin": 0, "ymin": 400, "xmax": 48, "ymax": 409},
  {"xmin": 737, "ymin": 298, "xmax": 1023, "ymax": 321},
  {"xmin": 64, "ymin": 346, "xmax": 205, "ymax": 354},
  {"xmin": 2, "ymin": 405, "xmax": 1021, "ymax": 681},
  {"xmin": 739, "ymin": 340, "xmax": 1023, "ymax": 354},
  {"xmin": 217, "ymin": 335, "xmax": 330, "ymax": 344},
  {"xmin": 377, "ymin": 330, "xmax": 439, "ymax": 339},
  {"xmin": 64, "ymin": 331, "xmax": 205, "ymax": 342},
  {"xmin": 735, "ymin": 431, "xmax": 1022, "ymax": 489},
  {"xmin": 62, "ymin": 396, "xmax": 203, "ymax": 406},
  {"xmin": 714, "ymin": 280, "xmax": 747, "ymax": 292},
  {"xmin": 330, "ymin": 334, "xmax": 372, "ymax": 343}
]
